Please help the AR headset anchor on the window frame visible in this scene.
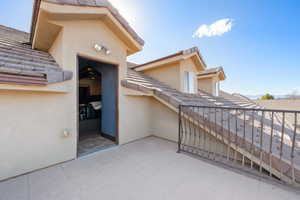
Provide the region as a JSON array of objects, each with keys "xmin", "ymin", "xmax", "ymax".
[{"xmin": 184, "ymin": 71, "xmax": 195, "ymax": 93}]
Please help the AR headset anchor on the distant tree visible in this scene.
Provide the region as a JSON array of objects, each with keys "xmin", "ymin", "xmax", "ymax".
[
  {"xmin": 260, "ymin": 93, "xmax": 275, "ymax": 100},
  {"xmin": 285, "ymin": 90, "xmax": 300, "ymax": 100}
]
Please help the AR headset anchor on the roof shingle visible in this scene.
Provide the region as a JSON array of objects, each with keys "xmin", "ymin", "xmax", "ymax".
[
  {"xmin": 0, "ymin": 25, "xmax": 72, "ymax": 85},
  {"xmin": 0, "ymin": 25, "xmax": 29, "ymax": 43}
]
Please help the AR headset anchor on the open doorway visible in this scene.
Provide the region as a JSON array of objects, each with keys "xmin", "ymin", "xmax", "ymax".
[{"xmin": 77, "ymin": 56, "xmax": 118, "ymax": 156}]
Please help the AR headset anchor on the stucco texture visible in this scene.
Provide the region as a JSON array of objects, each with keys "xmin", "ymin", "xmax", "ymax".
[
  {"xmin": 143, "ymin": 63, "xmax": 181, "ymax": 91},
  {"xmin": 0, "ymin": 1, "xmax": 218, "ymax": 181},
  {"xmin": 0, "ymin": 4, "xmax": 148, "ymax": 180},
  {"xmin": 198, "ymin": 77, "xmax": 214, "ymax": 94}
]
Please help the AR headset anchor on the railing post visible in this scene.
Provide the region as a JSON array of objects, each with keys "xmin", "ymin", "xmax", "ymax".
[
  {"xmin": 280, "ymin": 112, "xmax": 285, "ymax": 180},
  {"xmin": 227, "ymin": 108, "xmax": 231, "ymax": 161},
  {"xmin": 251, "ymin": 110, "xmax": 254, "ymax": 169},
  {"xmin": 177, "ymin": 105, "xmax": 182, "ymax": 153},
  {"xmin": 259, "ymin": 111, "xmax": 264, "ymax": 173},
  {"xmin": 269, "ymin": 111, "xmax": 274, "ymax": 177},
  {"xmin": 291, "ymin": 113, "xmax": 297, "ymax": 184}
]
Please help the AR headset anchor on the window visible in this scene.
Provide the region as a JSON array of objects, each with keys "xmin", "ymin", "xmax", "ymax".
[
  {"xmin": 184, "ymin": 71, "xmax": 195, "ymax": 93},
  {"xmin": 214, "ymin": 81, "xmax": 220, "ymax": 96},
  {"xmin": 217, "ymin": 82, "xmax": 220, "ymax": 96}
]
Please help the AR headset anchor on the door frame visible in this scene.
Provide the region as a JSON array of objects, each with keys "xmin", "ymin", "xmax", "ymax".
[{"xmin": 76, "ymin": 55, "xmax": 119, "ymax": 157}]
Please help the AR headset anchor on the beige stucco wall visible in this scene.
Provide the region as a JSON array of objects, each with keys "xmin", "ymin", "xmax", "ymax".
[
  {"xmin": 142, "ymin": 57, "xmax": 200, "ymax": 93},
  {"xmin": 50, "ymin": 19, "xmax": 149, "ymax": 144},
  {"xmin": 0, "ymin": 3, "xmax": 219, "ymax": 181},
  {"xmin": 198, "ymin": 77, "xmax": 214, "ymax": 94},
  {"xmin": 143, "ymin": 63, "xmax": 181, "ymax": 90},
  {"xmin": 149, "ymin": 97, "xmax": 228, "ymax": 156},
  {"xmin": 0, "ymin": 89, "xmax": 75, "ymax": 180},
  {"xmin": 0, "ymin": 17, "xmax": 73, "ymax": 180},
  {"xmin": 0, "ymin": 16, "xmax": 150, "ymax": 180},
  {"xmin": 150, "ymin": 98, "xmax": 179, "ymax": 142},
  {"xmin": 121, "ymin": 95, "xmax": 153, "ymax": 143}
]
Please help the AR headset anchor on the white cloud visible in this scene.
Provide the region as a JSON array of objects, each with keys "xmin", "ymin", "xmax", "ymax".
[{"xmin": 193, "ymin": 18, "xmax": 234, "ymax": 38}]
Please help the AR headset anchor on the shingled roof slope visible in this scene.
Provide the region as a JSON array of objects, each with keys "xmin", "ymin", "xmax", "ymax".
[
  {"xmin": 0, "ymin": 25, "xmax": 29, "ymax": 43},
  {"xmin": 31, "ymin": 0, "xmax": 144, "ymax": 46},
  {"xmin": 123, "ymin": 69, "xmax": 259, "ymax": 108},
  {"xmin": 0, "ymin": 25, "xmax": 72, "ymax": 85}
]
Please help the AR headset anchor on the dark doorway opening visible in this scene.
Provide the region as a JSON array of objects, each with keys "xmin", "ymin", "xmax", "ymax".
[{"xmin": 77, "ymin": 56, "xmax": 118, "ymax": 156}]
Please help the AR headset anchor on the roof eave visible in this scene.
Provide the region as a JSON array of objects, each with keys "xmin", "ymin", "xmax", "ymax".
[
  {"xmin": 133, "ymin": 47, "xmax": 206, "ymax": 72},
  {"xmin": 30, "ymin": 0, "xmax": 144, "ymax": 49},
  {"xmin": 197, "ymin": 68, "xmax": 226, "ymax": 81},
  {"xmin": 132, "ymin": 51, "xmax": 183, "ymax": 70},
  {"xmin": 30, "ymin": 0, "xmax": 41, "ymax": 44}
]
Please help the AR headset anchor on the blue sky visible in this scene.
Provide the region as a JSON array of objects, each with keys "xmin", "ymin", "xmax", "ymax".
[{"xmin": 1, "ymin": 0, "xmax": 299, "ymax": 95}]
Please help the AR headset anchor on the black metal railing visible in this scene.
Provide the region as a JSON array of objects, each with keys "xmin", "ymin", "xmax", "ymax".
[{"xmin": 178, "ymin": 105, "xmax": 300, "ymax": 186}]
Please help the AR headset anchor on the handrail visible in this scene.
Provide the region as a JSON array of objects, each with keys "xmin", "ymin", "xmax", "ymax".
[
  {"xmin": 180, "ymin": 104, "xmax": 300, "ymax": 113},
  {"xmin": 178, "ymin": 104, "xmax": 300, "ymax": 186}
]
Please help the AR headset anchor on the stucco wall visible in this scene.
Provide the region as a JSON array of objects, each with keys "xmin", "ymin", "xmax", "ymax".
[
  {"xmin": 0, "ymin": 4, "xmax": 219, "ymax": 181},
  {"xmin": 121, "ymin": 95, "xmax": 153, "ymax": 143},
  {"xmin": 142, "ymin": 57, "xmax": 200, "ymax": 93},
  {"xmin": 143, "ymin": 63, "xmax": 181, "ymax": 90},
  {"xmin": 150, "ymin": 98, "xmax": 179, "ymax": 142},
  {"xmin": 198, "ymin": 78, "xmax": 214, "ymax": 94},
  {"xmin": 52, "ymin": 19, "xmax": 151, "ymax": 144},
  {"xmin": 0, "ymin": 89, "xmax": 75, "ymax": 180},
  {"xmin": 50, "ymin": 19, "xmax": 156, "ymax": 142},
  {"xmin": 0, "ymin": 18, "xmax": 149, "ymax": 180},
  {"xmin": 149, "ymin": 97, "xmax": 228, "ymax": 155}
]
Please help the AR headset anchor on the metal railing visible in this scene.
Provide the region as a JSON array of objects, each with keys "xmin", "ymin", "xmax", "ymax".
[{"xmin": 177, "ymin": 105, "xmax": 300, "ymax": 186}]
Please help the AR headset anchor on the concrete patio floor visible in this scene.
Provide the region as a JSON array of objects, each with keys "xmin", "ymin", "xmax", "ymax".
[{"xmin": 0, "ymin": 137, "xmax": 299, "ymax": 200}]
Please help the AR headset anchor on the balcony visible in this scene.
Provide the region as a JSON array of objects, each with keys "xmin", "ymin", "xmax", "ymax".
[{"xmin": 0, "ymin": 137, "xmax": 299, "ymax": 200}]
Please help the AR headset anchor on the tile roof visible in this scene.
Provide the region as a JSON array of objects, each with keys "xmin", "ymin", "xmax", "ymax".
[
  {"xmin": 127, "ymin": 61, "xmax": 138, "ymax": 68},
  {"xmin": 0, "ymin": 25, "xmax": 72, "ymax": 86},
  {"xmin": 33, "ymin": 0, "xmax": 144, "ymax": 46},
  {"xmin": 132, "ymin": 47, "xmax": 207, "ymax": 70},
  {"xmin": 197, "ymin": 66, "xmax": 225, "ymax": 77},
  {"xmin": 122, "ymin": 69, "xmax": 300, "ymax": 182},
  {"xmin": 0, "ymin": 25, "xmax": 30, "ymax": 43},
  {"xmin": 122, "ymin": 68, "xmax": 259, "ymax": 109}
]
